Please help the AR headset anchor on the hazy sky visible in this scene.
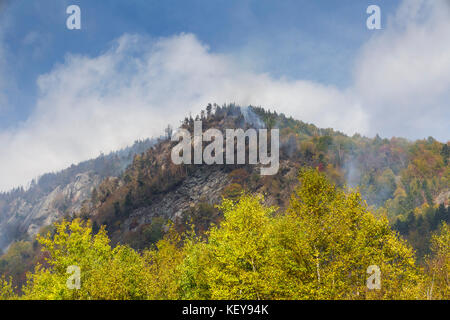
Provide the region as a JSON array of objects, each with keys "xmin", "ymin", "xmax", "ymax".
[{"xmin": 0, "ymin": 0, "xmax": 449, "ymax": 190}]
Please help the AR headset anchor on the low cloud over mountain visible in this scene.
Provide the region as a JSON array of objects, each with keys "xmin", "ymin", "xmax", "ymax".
[{"xmin": 0, "ymin": 0, "xmax": 449, "ymax": 191}]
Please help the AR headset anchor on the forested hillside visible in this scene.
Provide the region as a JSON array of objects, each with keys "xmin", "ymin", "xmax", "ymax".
[
  {"xmin": 0, "ymin": 139, "xmax": 156, "ymax": 253},
  {"xmin": 1, "ymin": 170, "xmax": 448, "ymax": 300},
  {"xmin": 0, "ymin": 104, "xmax": 448, "ymax": 299}
]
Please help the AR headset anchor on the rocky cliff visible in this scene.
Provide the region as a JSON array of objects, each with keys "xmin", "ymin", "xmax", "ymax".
[
  {"xmin": 0, "ymin": 138, "xmax": 156, "ymax": 253},
  {"xmin": 0, "ymin": 172, "xmax": 101, "ymax": 252}
]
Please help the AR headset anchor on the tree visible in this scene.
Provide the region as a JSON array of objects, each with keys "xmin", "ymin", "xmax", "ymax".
[
  {"xmin": 276, "ymin": 169, "xmax": 423, "ymax": 299},
  {"xmin": 165, "ymin": 124, "xmax": 173, "ymax": 140},
  {"xmin": 206, "ymin": 104, "xmax": 212, "ymax": 118},
  {"xmin": 425, "ymin": 222, "xmax": 450, "ymax": 299},
  {"xmin": 0, "ymin": 276, "xmax": 16, "ymax": 300},
  {"xmin": 1, "ymin": 170, "xmax": 435, "ymax": 300},
  {"xmin": 203, "ymin": 194, "xmax": 276, "ymax": 299},
  {"xmin": 440, "ymin": 144, "xmax": 449, "ymax": 165},
  {"xmin": 143, "ymin": 230, "xmax": 185, "ymax": 299},
  {"xmin": 177, "ymin": 169, "xmax": 425, "ymax": 300},
  {"xmin": 91, "ymin": 187, "xmax": 98, "ymax": 204},
  {"xmin": 21, "ymin": 219, "xmax": 150, "ymax": 300}
]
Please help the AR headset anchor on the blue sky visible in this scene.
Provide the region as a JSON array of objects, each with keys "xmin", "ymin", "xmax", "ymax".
[
  {"xmin": 1, "ymin": 0, "xmax": 400, "ymax": 128},
  {"xmin": 0, "ymin": 0, "xmax": 449, "ymax": 191}
]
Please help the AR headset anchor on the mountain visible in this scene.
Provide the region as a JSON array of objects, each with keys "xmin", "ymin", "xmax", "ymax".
[
  {"xmin": 74, "ymin": 104, "xmax": 449, "ymax": 252},
  {"xmin": 0, "ymin": 104, "xmax": 448, "ymax": 289},
  {"xmin": 0, "ymin": 138, "xmax": 156, "ymax": 253}
]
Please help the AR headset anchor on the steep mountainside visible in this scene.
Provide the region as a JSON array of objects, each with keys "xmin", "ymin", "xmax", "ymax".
[
  {"xmin": 80, "ymin": 104, "xmax": 448, "ymax": 253},
  {"xmin": 0, "ymin": 104, "xmax": 448, "ymax": 288},
  {"xmin": 0, "ymin": 139, "xmax": 155, "ymax": 253}
]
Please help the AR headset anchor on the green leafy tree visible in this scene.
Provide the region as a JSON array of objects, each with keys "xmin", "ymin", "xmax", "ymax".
[
  {"xmin": 0, "ymin": 276, "xmax": 16, "ymax": 300},
  {"xmin": 21, "ymin": 219, "xmax": 150, "ymax": 300},
  {"xmin": 204, "ymin": 194, "xmax": 276, "ymax": 299},
  {"xmin": 425, "ymin": 223, "xmax": 450, "ymax": 299},
  {"xmin": 273, "ymin": 169, "xmax": 424, "ymax": 299}
]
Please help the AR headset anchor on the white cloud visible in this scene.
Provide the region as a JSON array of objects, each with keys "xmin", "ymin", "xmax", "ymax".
[
  {"xmin": 353, "ymin": 0, "xmax": 450, "ymax": 139},
  {"xmin": 0, "ymin": 0, "xmax": 449, "ymax": 191},
  {"xmin": 0, "ymin": 33, "xmax": 364, "ymax": 191}
]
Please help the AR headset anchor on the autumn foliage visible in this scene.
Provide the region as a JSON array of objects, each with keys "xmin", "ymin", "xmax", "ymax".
[{"xmin": 1, "ymin": 169, "xmax": 447, "ymax": 300}]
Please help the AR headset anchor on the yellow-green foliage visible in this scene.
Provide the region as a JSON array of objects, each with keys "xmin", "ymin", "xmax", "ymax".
[
  {"xmin": 425, "ymin": 223, "xmax": 450, "ymax": 299},
  {"xmin": 203, "ymin": 194, "xmax": 276, "ymax": 299},
  {"xmin": 143, "ymin": 231, "xmax": 186, "ymax": 299},
  {"xmin": 3, "ymin": 169, "xmax": 446, "ymax": 300},
  {"xmin": 0, "ymin": 276, "xmax": 16, "ymax": 300},
  {"xmin": 21, "ymin": 220, "xmax": 151, "ymax": 300},
  {"xmin": 277, "ymin": 169, "xmax": 423, "ymax": 299},
  {"xmin": 191, "ymin": 169, "xmax": 424, "ymax": 300}
]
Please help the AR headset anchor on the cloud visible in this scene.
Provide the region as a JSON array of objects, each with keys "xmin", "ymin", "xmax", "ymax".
[
  {"xmin": 0, "ymin": 0, "xmax": 449, "ymax": 191},
  {"xmin": 353, "ymin": 0, "xmax": 450, "ymax": 139},
  {"xmin": 0, "ymin": 33, "xmax": 364, "ymax": 191}
]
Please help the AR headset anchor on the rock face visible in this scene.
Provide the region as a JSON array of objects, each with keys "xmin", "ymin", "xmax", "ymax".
[
  {"xmin": 0, "ymin": 172, "xmax": 102, "ymax": 253},
  {"xmin": 0, "ymin": 139, "xmax": 156, "ymax": 254},
  {"xmin": 123, "ymin": 167, "xmax": 230, "ymax": 232},
  {"xmin": 118, "ymin": 159, "xmax": 299, "ymax": 238},
  {"xmin": 435, "ymin": 190, "xmax": 450, "ymax": 207}
]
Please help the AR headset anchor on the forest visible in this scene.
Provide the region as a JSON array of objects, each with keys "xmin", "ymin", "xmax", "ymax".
[
  {"xmin": 0, "ymin": 169, "xmax": 448, "ymax": 300},
  {"xmin": 0, "ymin": 105, "xmax": 448, "ymax": 300}
]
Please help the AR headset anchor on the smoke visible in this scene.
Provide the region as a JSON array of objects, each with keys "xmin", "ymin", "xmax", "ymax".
[
  {"xmin": 240, "ymin": 106, "xmax": 266, "ymax": 129},
  {"xmin": 344, "ymin": 158, "xmax": 361, "ymax": 189},
  {"xmin": 0, "ymin": 33, "xmax": 366, "ymax": 191},
  {"xmin": 0, "ymin": 0, "xmax": 449, "ymax": 191}
]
